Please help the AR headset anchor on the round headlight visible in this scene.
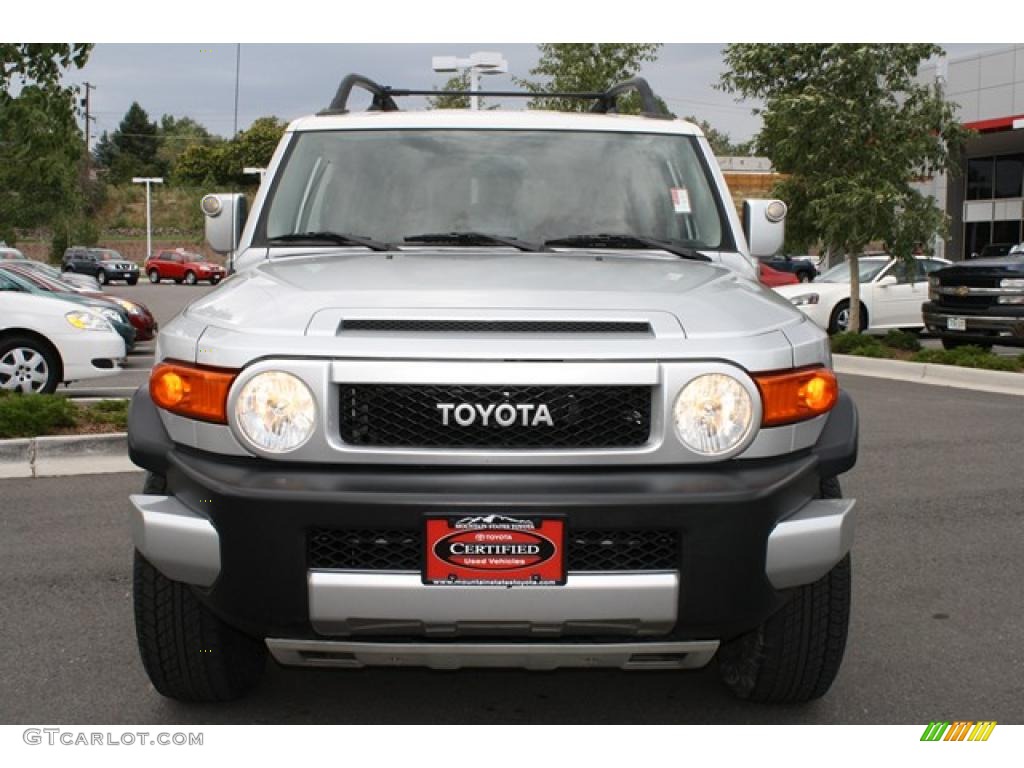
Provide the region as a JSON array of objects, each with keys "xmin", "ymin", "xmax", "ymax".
[
  {"xmin": 235, "ymin": 371, "xmax": 316, "ymax": 453},
  {"xmin": 673, "ymin": 374, "xmax": 754, "ymax": 456}
]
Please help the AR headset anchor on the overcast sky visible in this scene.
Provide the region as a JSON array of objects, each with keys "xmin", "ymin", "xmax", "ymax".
[{"xmin": 72, "ymin": 43, "xmax": 1010, "ymax": 148}]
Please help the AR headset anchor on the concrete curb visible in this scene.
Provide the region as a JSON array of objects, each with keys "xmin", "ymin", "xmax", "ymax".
[
  {"xmin": 834, "ymin": 354, "xmax": 1024, "ymax": 397},
  {"xmin": 0, "ymin": 433, "xmax": 141, "ymax": 479}
]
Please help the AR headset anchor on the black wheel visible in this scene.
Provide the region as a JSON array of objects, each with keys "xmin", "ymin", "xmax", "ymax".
[
  {"xmin": 148, "ymin": 269, "xmax": 161, "ymax": 284},
  {"xmin": 127, "ymin": 275, "xmax": 139, "ymax": 286},
  {"xmin": 0, "ymin": 334, "xmax": 61, "ymax": 394},
  {"xmin": 63, "ymin": 264, "xmax": 74, "ymax": 273},
  {"xmin": 797, "ymin": 271, "xmax": 813, "ymax": 283},
  {"xmin": 827, "ymin": 300, "xmax": 867, "ymax": 335},
  {"xmin": 941, "ymin": 337, "xmax": 991, "ymax": 352},
  {"xmin": 210, "ymin": 275, "xmax": 222, "ymax": 285},
  {"xmin": 133, "ymin": 473, "xmax": 267, "ymax": 702},
  {"xmin": 96, "ymin": 270, "xmax": 108, "ymax": 285},
  {"xmin": 717, "ymin": 477, "xmax": 851, "ymax": 704},
  {"xmin": 184, "ymin": 270, "xmax": 197, "ymax": 285}
]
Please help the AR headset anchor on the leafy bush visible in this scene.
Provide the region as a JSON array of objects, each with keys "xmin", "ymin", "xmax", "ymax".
[
  {"xmin": 830, "ymin": 332, "xmax": 892, "ymax": 357},
  {"xmin": 881, "ymin": 329, "xmax": 922, "ymax": 351},
  {"xmin": 80, "ymin": 399, "xmax": 129, "ymax": 429},
  {"xmin": 0, "ymin": 392, "xmax": 77, "ymax": 438},
  {"xmin": 910, "ymin": 347, "xmax": 1023, "ymax": 372}
]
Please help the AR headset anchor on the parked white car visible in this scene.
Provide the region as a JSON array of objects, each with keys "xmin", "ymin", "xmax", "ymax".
[
  {"xmin": 774, "ymin": 254, "xmax": 951, "ymax": 333},
  {"xmin": 0, "ymin": 288, "xmax": 126, "ymax": 394}
]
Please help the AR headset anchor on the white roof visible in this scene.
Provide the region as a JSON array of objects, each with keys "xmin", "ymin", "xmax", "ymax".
[{"xmin": 288, "ymin": 109, "xmax": 704, "ymax": 137}]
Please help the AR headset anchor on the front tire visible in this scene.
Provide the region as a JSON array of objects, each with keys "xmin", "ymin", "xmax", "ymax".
[
  {"xmin": 127, "ymin": 276, "xmax": 139, "ymax": 286},
  {"xmin": 184, "ymin": 270, "xmax": 197, "ymax": 285},
  {"xmin": 717, "ymin": 477, "xmax": 851, "ymax": 704},
  {"xmin": 827, "ymin": 300, "xmax": 867, "ymax": 335},
  {"xmin": 96, "ymin": 270, "xmax": 108, "ymax": 286},
  {"xmin": 148, "ymin": 269, "xmax": 161, "ymax": 284},
  {"xmin": 0, "ymin": 335, "xmax": 61, "ymax": 394},
  {"xmin": 132, "ymin": 474, "xmax": 266, "ymax": 702},
  {"xmin": 210, "ymin": 275, "xmax": 222, "ymax": 285}
]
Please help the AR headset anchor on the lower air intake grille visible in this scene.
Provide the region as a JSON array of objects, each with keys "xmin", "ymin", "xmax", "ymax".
[
  {"xmin": 339, "ymin": 384, "xmax": 652, "ymax": 448},
  {"xmin": 308, "ymin": 529, "xmax": 680, "ymax": 572}
]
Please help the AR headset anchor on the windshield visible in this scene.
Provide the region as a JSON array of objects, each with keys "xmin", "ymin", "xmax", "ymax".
[
  {"xmin": 817, "ymin": 259, "xmax": 890, "ymax": 284},
  {"xmin": 257, "ymin": 129, "xmax": 729, "ymax": 249},
  {"xmin": 94, "ymin": 250, "xmax": 121, "ymax": 261}
]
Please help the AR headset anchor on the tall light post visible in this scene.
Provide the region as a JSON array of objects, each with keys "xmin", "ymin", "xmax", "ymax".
[
  {"xmin": 132, "ymin": 177, "xmax": 164, "ymax": 260},
  {"xmin": 431, "ymin": 51, "xmax": 508, "ymax": 110}
]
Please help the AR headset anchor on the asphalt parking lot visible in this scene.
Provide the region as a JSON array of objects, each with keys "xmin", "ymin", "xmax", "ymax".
[{"xmin": 1, "ymin": 374, "xmax": 1021, "ymax": 724}]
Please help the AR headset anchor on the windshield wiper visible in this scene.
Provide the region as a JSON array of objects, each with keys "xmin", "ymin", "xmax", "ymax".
[
  {"xmin": 267, "ymin": 231, "xmax": 392, "ymax": 252},
  {"xmin": 544, "ymin": 233, "xmax": 710, "ymax": 262},
  {"xmin": 403, "ymin": 231, "xmax": 549, "ymax": 253}
]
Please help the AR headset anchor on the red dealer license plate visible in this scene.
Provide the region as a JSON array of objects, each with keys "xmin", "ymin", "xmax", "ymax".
[{"xmin": 424, "ymin": 515, "xmax": 565, "ymax": 586}]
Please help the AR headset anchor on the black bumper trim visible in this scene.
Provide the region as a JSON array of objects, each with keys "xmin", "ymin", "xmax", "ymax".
[{"xmin": 127, "ymin": 386, "xmax": 858, "ymax": 641}]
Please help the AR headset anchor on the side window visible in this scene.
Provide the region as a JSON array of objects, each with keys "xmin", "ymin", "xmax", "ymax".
[
  {"xmin": 0, "ymin": 273, "xmax": 23, "ymax": 291},
  {"xmin": 887, "ymin": 259, "xmax": 920, "ymax": 284}
]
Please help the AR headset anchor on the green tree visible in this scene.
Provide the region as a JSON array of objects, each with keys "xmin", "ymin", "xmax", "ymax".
[
  {"xmin": 720, "ymin": 44, "xmax": 968, "ymax": 332},
  {"xmin": 231, "ymin": 116, "xmax": 285, "ymax": 170},
  {"xmin": 0, "ymin": 44, "xmax": 92, "ymax": 235},
  {"xmin": 105, "ymin": 102, "xmax": 163, "ymax": 182},
  {"xmin": 157, "ymin": 114, "xmax": 219, "ymax": 174},
  {"xmin": 427, "ymin": 72, "xmax": 472, "ymax": 110},
  {"xmin": 171, "ymin": 116, "xmax": 285, "ymax": 187},
  {"xmin": 682, "ymin": 115, "xmax": 753, "ymax": 157},
  {"xmin": 517, "ymin": 43, "xmax": 662, "ymax": 113}
]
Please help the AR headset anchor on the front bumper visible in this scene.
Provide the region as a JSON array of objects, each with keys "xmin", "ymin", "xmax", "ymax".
[
  {"xmin": 923, "ymin": 302, "xmax": 1024, "ymax": 345},
  {"xmin": 127, "ymin": 387, "xmax": 858, "ymax": 660}
]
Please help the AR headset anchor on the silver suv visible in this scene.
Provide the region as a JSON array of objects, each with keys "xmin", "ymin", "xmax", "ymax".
[{"xmin": 127, "ymin": 75, "xmax": 858, "ymax": 704}]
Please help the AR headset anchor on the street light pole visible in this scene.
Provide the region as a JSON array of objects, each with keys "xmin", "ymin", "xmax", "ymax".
[
  {"xmin": 432, "ymin": 51, "xmax": 508, "ymax": 110},
  {"xmin": 132, "ymin": 177, "xmax": 164, "ymax": 260}
]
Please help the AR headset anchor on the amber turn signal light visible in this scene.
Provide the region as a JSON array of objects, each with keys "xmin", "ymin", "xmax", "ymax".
[
  {"xmin": 753, "ymin": 366, "xmax": 838, "ymax": 427},
  {"xmin": 150, "ymin": 361, "xmax": 238, "ymax": 424}
]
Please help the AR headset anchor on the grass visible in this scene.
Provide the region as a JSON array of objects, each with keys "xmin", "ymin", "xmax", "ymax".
[
  {"xmin": 831, "ymin": 333, "xmax": 1024, "ymax": 372},
  {"xmin": 0, "ymin": 393, "xmax": 128, "ymax": 439}
]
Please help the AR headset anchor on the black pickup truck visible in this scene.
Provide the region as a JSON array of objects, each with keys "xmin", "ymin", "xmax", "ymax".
[{"xmin": 923, "ymin": 256, "xmax": 1024, "ymax": 349}]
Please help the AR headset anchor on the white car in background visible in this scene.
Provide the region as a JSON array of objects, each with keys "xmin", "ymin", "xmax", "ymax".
[
  {"xmin": 774, "ymin": 254, "xmax": 951, "ymax": 334},
  {"xmin": 0, "ymin": 286, "xmax": 126, "ymax": 394}
]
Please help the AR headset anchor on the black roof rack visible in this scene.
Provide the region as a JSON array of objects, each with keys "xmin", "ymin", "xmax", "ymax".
[{"xmin": 319, "ymin": 73, "xmax": 671, "ymax": 119}]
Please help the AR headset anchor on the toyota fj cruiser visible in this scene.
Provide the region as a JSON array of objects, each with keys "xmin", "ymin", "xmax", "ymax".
[{"xmin": 127, "ymin": 75, "xmax": 858, "ymax": 704}]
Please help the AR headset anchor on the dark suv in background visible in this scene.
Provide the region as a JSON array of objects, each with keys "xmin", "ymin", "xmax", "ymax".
[
  {"xmin": 63, "ymin": 246, "xmax": 140, "ymax": 285},
  {"xmin": 923, "ymin": 255, "xmax": 1024, "ymax": 349}
]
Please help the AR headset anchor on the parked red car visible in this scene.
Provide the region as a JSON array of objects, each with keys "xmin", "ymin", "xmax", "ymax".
[
  {"xmin": 758, "ymin": 262, "xmax": 800, "ymax": 287},
  {"xmin": 145, "ymin": 249, "xmax": 226, "ymax": 285}
]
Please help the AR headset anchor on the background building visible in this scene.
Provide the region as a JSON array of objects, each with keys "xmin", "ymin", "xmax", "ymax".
[{"xmin": 919, "ymin": 45, "xmax": 1024, "ymax": 260}]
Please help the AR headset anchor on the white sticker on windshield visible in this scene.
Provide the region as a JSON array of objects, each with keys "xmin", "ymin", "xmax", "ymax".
[{"xmin": 671, "ymin": 188, "xmax": 691, "ymax": 214}]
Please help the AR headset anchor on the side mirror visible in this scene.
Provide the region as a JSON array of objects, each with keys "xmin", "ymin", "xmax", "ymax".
[
  {"xmin": 743, "ymin": 199, "xmax": 787, "ymax": 258},
  {"xmin": 877, "ymin": 275, "xmax": 898, "ymax": 286},
  {"xmin": 201, "ymin": 193, "xmax": 248, "ymax": 255}
]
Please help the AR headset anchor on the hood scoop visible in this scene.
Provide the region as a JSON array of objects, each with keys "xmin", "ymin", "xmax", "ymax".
[{"xmin": 337, "ymin": 319, "xmax": 653, "ymax": 335}]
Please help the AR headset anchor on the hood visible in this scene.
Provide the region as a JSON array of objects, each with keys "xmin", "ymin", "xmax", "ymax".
[
  {"xmin": 947, "ymin": 256, "xmax": 1024, "ymax": 272},
  {"xmin": 186, "ymin": 250, "xmax": 801, "ymax": 339}
]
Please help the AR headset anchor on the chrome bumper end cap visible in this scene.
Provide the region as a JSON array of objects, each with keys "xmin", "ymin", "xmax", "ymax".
[
  {"xmin": 128, "ymin": 494, "xmax": 220, "ymax": 587},
  {"xmin": 766, "ymin": 497, "xmax": 855, "ymax": 589}
]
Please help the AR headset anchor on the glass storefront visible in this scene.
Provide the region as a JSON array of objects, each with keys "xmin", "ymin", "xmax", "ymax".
[{"xmin": 964, "ymin": 152, "xmax": 1024, "ymax": 258}]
